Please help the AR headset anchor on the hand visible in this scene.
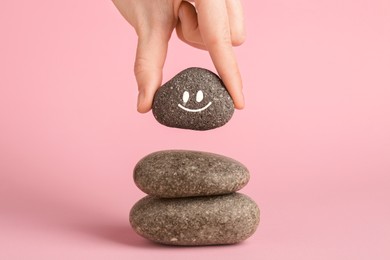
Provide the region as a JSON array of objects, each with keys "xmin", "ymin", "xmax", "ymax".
[{"xmin": 112, "ymin": 0, "xmax": 245, "ymax": 113}]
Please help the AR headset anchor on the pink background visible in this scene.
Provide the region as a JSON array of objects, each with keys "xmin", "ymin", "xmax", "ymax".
[{"xmin": 1, "ymin": 0, "xmax": 389, "ymax": 259}]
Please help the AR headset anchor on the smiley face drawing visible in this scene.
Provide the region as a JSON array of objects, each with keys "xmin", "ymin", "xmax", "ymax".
[
  {"xmin": 152, "ymin": 67, "xmax": 234, "ymax": 131},
  {"xmin": 178, "ymin": 90, "xmax": 212, "ymax": 113}
]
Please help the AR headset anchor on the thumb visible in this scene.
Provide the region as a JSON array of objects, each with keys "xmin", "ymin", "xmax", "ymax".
[{"xmin": 134, "ymin": 32, "xmax": 169, "ymax": 113}]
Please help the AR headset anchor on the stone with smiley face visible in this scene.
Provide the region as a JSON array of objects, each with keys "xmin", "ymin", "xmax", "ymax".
[{"xmin": 152, "ymin": 67, "xmax": 234, "ymax": 130}]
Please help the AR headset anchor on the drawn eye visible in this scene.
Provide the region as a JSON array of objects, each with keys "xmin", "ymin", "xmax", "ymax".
[
  {"xmin": 182, "ymin": 91, "xmax": 190, "ymax": 103},
  {"xmin": 196, "ymin": 90, "xmax": 204, "ymax": 102}
]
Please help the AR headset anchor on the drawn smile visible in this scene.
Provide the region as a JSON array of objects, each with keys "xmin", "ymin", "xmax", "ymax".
[
  {"xmin": 178, "ymin": 89, "xmax": 212, "ymax": 112},
  {"xmin": 178, "ymin": 102, "xmax": 212, "ymax": 113}
]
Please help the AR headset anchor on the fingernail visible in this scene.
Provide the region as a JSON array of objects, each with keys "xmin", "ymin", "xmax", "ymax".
[
  {"xmin": 236, "ymin": 91, "xmax": 245, "ymax": 110},
  {"xmin": 241, "ymin": 91, "xmax": 246, "ymax": 108},
  {"xmin": 137, "ymin": 91, "xmax": 144, "ymax": 111}
]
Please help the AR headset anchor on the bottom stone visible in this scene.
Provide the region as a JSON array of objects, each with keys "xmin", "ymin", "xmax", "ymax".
[{"xmin": 129, "ymin": 193, "xmax": 260, "ymax": 246}]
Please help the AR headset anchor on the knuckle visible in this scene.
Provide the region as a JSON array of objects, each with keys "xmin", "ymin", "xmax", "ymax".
[
  {"xmin": 133, "ymin": 58, "xmax": 148, "ymax": 76},
  {"xmin": 231, "ymin": 31, "xmax": 246, "ymax": 46}
]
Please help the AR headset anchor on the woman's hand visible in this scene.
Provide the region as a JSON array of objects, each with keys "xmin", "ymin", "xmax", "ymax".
[{"xmin": 112, "ymin": 0, "xmax": 245, "ymax": 113}]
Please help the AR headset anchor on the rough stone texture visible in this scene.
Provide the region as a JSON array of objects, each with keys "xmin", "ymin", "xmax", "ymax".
[
  {"xmin": 130, "ymin": 193, "xmax": 260, "ymax": 246},
  {"xmin": 134, "ymin": 150, "xmax": 250, "ymax": 198},
  {"xmin": 152, "ymin": 67, "xmax": 234, "ymax": 130}
]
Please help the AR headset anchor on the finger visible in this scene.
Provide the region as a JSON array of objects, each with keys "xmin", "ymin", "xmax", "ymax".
[
  {"xmin": 177, "ymin": 1, "xmax": 204, "ymax": 46},
  {"xmin": 176, "ymin": 3, "xmax": 207, "ymax": 50},
  {"xmin": 226, "ymin": 0, "xmax": 246, "ymax": 46},
  {"xmin": 134, "ymin": 31, "xmax": 169, "ymax": 113},
  {"xmin": 195, "ymin": 0, "xmax": 245, "ymax": 109}
]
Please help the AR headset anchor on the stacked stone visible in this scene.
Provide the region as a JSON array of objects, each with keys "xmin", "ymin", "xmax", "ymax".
[
  {"xmin": 130, "ymin": 150, "xmax": 259, "ymax": 245},
  {"xmin": 129, "ymin": 68, "xmax": 260, "ymax": 246}
]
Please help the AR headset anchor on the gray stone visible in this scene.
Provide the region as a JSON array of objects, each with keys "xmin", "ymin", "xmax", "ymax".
[
  {"xmin": 130, "ymin": 193, "xmax": 260, "ymax": 246},
  {"xmin": 134, "ymin": 150, "xmax": 250, "ymax": 198},
  {"xmin": 152, "ymin": 67, "xmax": 234, "ymax": 130}
]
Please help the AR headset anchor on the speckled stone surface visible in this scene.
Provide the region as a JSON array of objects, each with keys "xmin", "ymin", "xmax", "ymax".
[
  {"xmin": 152, "ymin": 67, "xmax": 234, "ymax": 130},
  {"xmin": 130, "ymin": 193, "xmax": 260, "ymax": 246},
  {"xmin": 134, "ymin": 150, "xmax": 250, "ymax": 198}
]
